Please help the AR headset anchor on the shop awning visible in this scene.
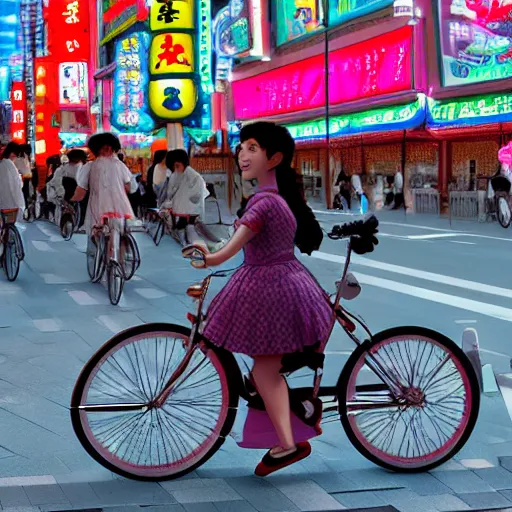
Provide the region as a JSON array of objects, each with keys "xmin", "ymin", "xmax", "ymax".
[{"xmin": 285, "ymin": 95, "xmax": 427, "ymax": 143}]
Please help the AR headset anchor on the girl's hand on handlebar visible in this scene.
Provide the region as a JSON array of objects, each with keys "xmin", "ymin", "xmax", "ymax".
[{"xmin": 182, "ymin": 244, "xmax": 209, "ymax": 269}]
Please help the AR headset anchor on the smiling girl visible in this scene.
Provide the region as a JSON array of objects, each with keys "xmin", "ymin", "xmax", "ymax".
[{"xmin": 189, "ymin": 122, "xmax": 330, "ymax": 476}]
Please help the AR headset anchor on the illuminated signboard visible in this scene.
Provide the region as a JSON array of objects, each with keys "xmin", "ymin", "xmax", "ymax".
[
  {"xmin": 286, "ymin": 97, "xmax": 425, "ymax": 140},
  {"xmin": 436, "ymin": 0, "xmax": 512, "ymax": 86},
  {"xmin": 10, "ymin": 82, "xmax": 27, "ymax": 144},
  {"xmin": 150, "ymin": 33, "xmax": 195, "ymax": 74},
  {"xmin": 427, "ymin": 93, "xmax": 512, "ymax": 127},
  {"xmin": 232, "ymin": 27, "xmax": 412, "ymax": 120},
  {"xmin": 329, "ymin": 0, "xmax": 393, "ymax": 26},
  {"xmin": 59, "ymin": 132, "xmax": 88, "ymax": 146},
  {"xmin": 101, "ymin": 0, "xmax": 149, "ymax": 45},
  {"xmin": 112, "ymin": 33, "xmax": 154, "ymax": 132},
  {"xmin": 49, "ymin": 0, "xmax": 90, "ymax": 61},
  {"xmin": 59, "ymin": 62, "xmax": 88, "ymax": 107},
  {"xmin": 214, "ymin": 0, "xmax": 252, "ymax": 57},
  {"xmin": 149, "ymin": 79, "xmax": 197, "ymax": 119},
  {"xmin": 276, "ymin": 0, "xmax": 324, "ymax": 46},
  {"xmin": 150, "ymin": 0, "xmax": 195, "ymax": 32}
]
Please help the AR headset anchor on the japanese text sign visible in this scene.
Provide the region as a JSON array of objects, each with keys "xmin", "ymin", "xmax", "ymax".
[
  {"xmin": 232, "ymin": 27, "xmax": 412, "ymax": 119},
  {"xmin": 150, "ymin": 33, "xmax": 194, "ymax": 74},
  {"xmin": 150, "ymin": 0, "xmax": 195, "ymax": 31},
  {"xmin": 11, "ymin": 82, "xmax": 27, "ymax": 144},
  {"xmin": 112, "ymin": 32, "xmax": 155, "ymax": 131}
]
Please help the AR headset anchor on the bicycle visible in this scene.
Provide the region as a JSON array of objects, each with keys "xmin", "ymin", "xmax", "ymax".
[
  {"xmin": 59, "ymin": 200, "xmax": 81, "ymax": 241},
  {"xmin": 86, "ymin": 215, "xmax": 141, "ymax": 305},
  {"xmin": 144, "ymin": 207, "xmax": 198, "ymax": 247},
  {"xmin": 0, "ymin": 209, "xmax": 25, "ymax": 282},
  {"xmin": 70, "ymin": 215, "xmax": 480, "ymax": 481}
]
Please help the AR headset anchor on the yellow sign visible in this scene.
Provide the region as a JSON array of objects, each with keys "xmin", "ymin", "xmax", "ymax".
[
  {"xmin": 150, "ymin": 0, "xmax": 195, "ymax": 32},
  {"xmin": 150, "ymin": 33, "xmax": 194, "ymax": 74},
  {"xmin": 149, "ymin": 79, "xmax": 197, "ymax": 119}
]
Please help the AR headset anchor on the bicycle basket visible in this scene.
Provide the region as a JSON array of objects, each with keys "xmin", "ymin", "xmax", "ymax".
[{"xmin": 1, "ymin": 209, "xmax": 18, "ymax": 224}]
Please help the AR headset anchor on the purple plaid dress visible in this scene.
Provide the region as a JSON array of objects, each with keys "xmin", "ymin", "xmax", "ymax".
[{"xmin": 203, "ymin": 191, "xmax": 332, "ymax": 356}]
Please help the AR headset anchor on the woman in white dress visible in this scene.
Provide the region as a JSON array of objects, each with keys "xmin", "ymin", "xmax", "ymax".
[
  {"xmin": 72, "ymin": 133, "xmax": 134, "ymax": 236},
  {"xmin": 0, "ymin": 143, "xmax": 25, "ymax": 222}
]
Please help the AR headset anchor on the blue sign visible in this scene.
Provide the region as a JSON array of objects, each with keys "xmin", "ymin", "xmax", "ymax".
[{"xmin": 112, "ymin": 32, "xmax": 154, "ymax": 133}]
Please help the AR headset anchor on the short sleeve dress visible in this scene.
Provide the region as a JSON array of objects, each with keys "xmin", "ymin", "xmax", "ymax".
[{"xmin": 203, "ymin": 191, "xmax": 332, "ymax": 356}]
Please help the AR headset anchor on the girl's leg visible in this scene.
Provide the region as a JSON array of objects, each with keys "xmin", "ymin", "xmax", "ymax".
[{"xmin": 252, "ymin": 355, "xmax": 294, "ymax": 450}]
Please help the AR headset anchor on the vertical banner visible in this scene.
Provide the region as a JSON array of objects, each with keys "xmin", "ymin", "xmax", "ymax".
[{"xmin": 11, "ymin": 82, "xmax": 27, "ymax": 144}]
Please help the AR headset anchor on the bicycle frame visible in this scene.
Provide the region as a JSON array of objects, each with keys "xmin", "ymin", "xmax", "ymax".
[{"xmin": 153, "ymin": 238, "xmax": 405, "ymax": 409}]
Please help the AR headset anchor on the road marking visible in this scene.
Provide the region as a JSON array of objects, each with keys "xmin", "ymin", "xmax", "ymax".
[
  {"xmin": 68, "ymin": 290, "xmax": 99, "ymax": 306},
  {"xmin": 0, "ymin": 475, "xmax": 57, "ymax": 487},
  {"xmin": 312, "ymin": 251, "xmax": 512, "ymax": 300},
  {"xmin": 450, "ymin": 241, "xmax": 477, "ymax": 245},
  {"xmin": 97, "ymin": 315, "xmax": 123, "ymax": 333},
  {"xmin": 454, "ymin": 320, "xmax": 477, "ymax": 324},
  {"xmin": 33, "ymin": 319, "xmax": 61, "ymax": 332},
  {"xmin": 31, "ymin": 241, "xmax": 55, "ymax": 252},
  {"xmin": 406, "ymin": 233, "xmax": 461, "ymax": 240},
  {"xmin": 135, "ymin": 288, "xmax": 168, "ymax": 299},
  {"xmin": 40, "ymin": 273, "xmax": 71, "ymax": 284},
  {"xmin": 353, "ymin": 272, "xmax": 512, "ymax": 322}
]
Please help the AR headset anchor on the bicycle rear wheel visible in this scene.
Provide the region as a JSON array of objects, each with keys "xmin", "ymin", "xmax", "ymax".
[
  {"xmin": 70, "ymin": 323, "xmax": 240, "ymax": 480},
  {"xmin": 107, "ymin": 261, "xmax": 124, "ymax": 306},
  {"xmin": 4, "ymin": 226, "xmax": 21, "ymax": 281},
  {"xmin": 337, "ymin": 326, "xmax": 480, "ymax": 472},
  {"xmin": 87, "ymin": 235, "xmax": 105, "ymax": 283}
]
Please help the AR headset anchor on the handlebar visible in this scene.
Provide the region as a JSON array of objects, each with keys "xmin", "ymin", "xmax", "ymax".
[{"xmin": 328, "ymin": 214, "xmax": 380, "ymax": 255}]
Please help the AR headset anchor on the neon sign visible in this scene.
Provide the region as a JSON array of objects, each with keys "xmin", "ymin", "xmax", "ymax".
[
  {"xmin": 150, "ymin": 0, "xmax": 195, "ymax": 31},
  {"xmin": 198, "ymin": 0, "xmax": 213, "ymax": 95},
  {"xmin": 214, "ymin": 0, "xmax": 252, "ymax": 57},
  {"xmin": 112, "ymin": 32, "xmax": 154, "ymax": 132},
  {"xmin": 427, "ymin": 93, "xmax": 512, "ymax": 127},
  {"xmin": 10, "ymin": 82, "xmax": 27, "ymax": 144},
  {"xmin": 232, "ymin": 27, "xmax": 412, "ymax": 120},
  {"xmin": 150, "ymin": 33, "xmax": 195, "ymax": 74},
  {"xmin": 276, "ymin": 0, "xmax": 325, "ymax": 47},
  {"xmin": 59, "ymin": 132, "xmax": 88, "ymax": 146},
  {"xmin": 149, "ymin": 79, "xmax": 197, "ymax": 119},
  {"xmin": 437, "ymin": 0, "xmax": 512, "ymax": 86},
  {"xmin": 286, "ymin": 98, "xmax": 425, "ymax": 140}
]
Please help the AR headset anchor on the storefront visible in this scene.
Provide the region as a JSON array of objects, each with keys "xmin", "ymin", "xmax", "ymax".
[{"xmin": 228, "ymin": 11, "xmax": 428, "ymax": 208}]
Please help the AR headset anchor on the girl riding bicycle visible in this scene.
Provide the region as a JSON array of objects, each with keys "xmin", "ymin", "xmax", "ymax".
[{"xmin": 188, "ymin": 122, "xmax": 329, "ymax": 476}]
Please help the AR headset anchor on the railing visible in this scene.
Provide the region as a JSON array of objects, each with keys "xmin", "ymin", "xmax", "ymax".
[
  {"xmin": 449, "ymin": 191, "xmax": 479, "ymax": 219},
  {"xmin": 411, "ymin": 189, "xmax": 440, "ymax": 215}
]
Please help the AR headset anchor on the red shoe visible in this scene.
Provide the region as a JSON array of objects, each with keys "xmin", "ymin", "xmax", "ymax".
[{"xmin": 254, "ymin": 442, "xmax": 312, "ymax": 477}]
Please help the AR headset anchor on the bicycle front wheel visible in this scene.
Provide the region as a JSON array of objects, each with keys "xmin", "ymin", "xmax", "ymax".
[
  {"xmin": 121, "ymin": 233, "xmax": 140, "ymax": 281},
  {"xmin": 497, "ymin": 195, "xmax": 511, "ymax": 228},
  {"xmin": 4, "ymin": 226, "xmax": 21, "ymax": 281},
  {"xmin": 337, "ymin": 326, "xmax": 480, "ymax": 472},
  {"xmin": 70, "ymin": 323, "xmax": 240, "ymax": 480},
  {"xmin": 60, "ymin": 213, "xmax": 74, "ymax": 241}
]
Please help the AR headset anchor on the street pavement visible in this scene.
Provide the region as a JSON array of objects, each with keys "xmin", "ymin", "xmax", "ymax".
[{"xmin": 1, "ymin": 207, "xmax": 512, "ymax": 511}]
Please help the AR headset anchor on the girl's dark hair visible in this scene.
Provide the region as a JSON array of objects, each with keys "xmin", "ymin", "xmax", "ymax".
[
  {"xmin": 172, "ymin": 149, "xmax": 190, "ymax": 168},
  {"xmin": 165, "ymin": 150, "xmax": 176, "ymax": 171},
  {"xmin": 67, "ymin": 149, "xmax": 87, "ymax": 164},
  {"xmin": 239, "ymin": 122, "xmax": 323, "ymax": 255},
  {"xmin": 2, "ymin": 142, "xmax": 20, "ymax": 159},
  {"xmin": 87, "ymin": 133, "xmax": 121, "ymax": 156},
  {"xmin": 154, "ymin": 149, "xmax": 167, "ymax": 165}
]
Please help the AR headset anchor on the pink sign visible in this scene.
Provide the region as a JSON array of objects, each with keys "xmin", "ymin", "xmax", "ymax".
[{"xmin": 232, "ymin": 26, "xmax": 413, "ymax": 120}]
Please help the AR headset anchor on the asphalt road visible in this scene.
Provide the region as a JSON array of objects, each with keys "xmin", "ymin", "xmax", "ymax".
[{"xmin": 0, "ymin": 210, "xmax": 512, "ymax": 511}]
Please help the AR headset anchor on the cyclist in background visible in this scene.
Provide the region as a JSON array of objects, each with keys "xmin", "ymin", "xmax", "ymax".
[
  {"xmin": 0, "ymin": 142, "xmax": 25, "ymax": 222},
  {"xmin": 72, "ymin": 133, "xmax": 134, "ymax": 238}
]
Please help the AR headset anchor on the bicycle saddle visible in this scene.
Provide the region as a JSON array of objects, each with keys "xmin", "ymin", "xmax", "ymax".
[{"xmin": 329, "ymin": 214, "xmax": 379, "ymax": 255}]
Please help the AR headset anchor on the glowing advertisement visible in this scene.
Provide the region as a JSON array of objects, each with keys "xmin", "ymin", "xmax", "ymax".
[
  {"xmin": 10, "ymin": 82, "xmax": 27, "ymax": 144},
  {"xmin": 112, "ymin": 33, "xmax": 154, "ymax": 132},
  {"xmin": 214, "ymin": 0, "xmax": 252, "ymax": 56},
  {"xmin": 437, "ymin": 0, "xmax": 512, "ymax": 86},
  {"xmin": 286, "ymin": 98, "xmax": 425, "ymax": 141},
  {"xmin": 150, "ymin": 33, "xmax": 195, "ymax": 74},
  {"xmin": 427, "ymin": 93, "xmax": 512, "ymax": 127},
  {"xmin": 232, "ymin": 27, "xmax": 412, "ymax": 120},
  {"xmin": 59, "ymin": 62, "xmax": 88, "ymax": 107},
  {"xmin": 150, "ymin": 0, "xmax": 195, "ymax": 32},
  {"xmin": 329, "ymin": 0, "xmax": 393, "ymax": 26},
  {"xmin": 149, "ymin": 79, "xmax": 197, "ymax": 119},
  {"xmin": 102, "ymin": 0, "xmax": 149, "ymax": 44},
  {"xmin": 276, "ymin": 0, "xmax": 325, "ymax": 46},
  {"xmin": 49, "ymin": 0, "xmax": 90, "ymax": 61}
]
